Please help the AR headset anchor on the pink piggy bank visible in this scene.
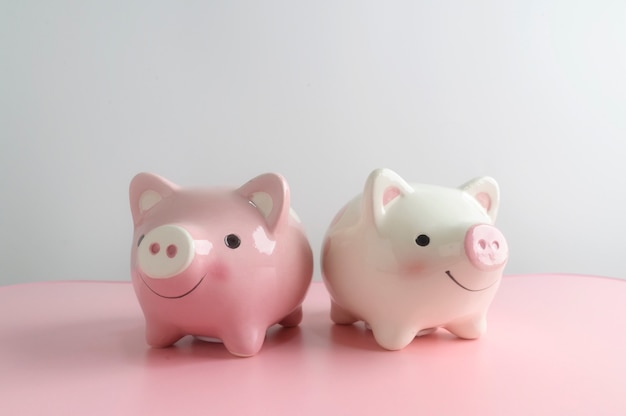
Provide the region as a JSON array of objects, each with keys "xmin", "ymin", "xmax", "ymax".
[
  {"xmin": 129, "ymin": 172, "xmax": 313, "ymax": 357},
  {"xmin": 322, "ymin": 168, "xmax": 509, "ymax": 350}
]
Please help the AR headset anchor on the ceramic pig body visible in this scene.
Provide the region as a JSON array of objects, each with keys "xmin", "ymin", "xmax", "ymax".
[
  {"xmin": 130, "ymin": 172, "xmax": 313, "ymax": 357},
  {"xmin": 322, "ymin": 168, "xmax": 508, "ymax": 350}
]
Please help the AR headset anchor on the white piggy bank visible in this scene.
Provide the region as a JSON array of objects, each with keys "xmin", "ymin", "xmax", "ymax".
[{"xmin": 321, "ymin": 168, "xmax": 509, "ymax": 350}]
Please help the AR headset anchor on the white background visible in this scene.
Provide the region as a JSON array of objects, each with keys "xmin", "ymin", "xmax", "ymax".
[{"xmin": 1, "ymin": 0, "xmax": 625, "ymax": 285}]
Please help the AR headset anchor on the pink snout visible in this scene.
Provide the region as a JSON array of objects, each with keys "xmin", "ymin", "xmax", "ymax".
[{"xmin": 465, "ymin": 224, "xmax": 508, "ymax": 271}]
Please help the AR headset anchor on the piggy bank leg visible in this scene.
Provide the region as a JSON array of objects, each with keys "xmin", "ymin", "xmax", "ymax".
[
  {"xmin": 145, "ymin": 320, "xmax": 184, "ymax": 348},
  {"xmin": 222, "ymin": 327, "xmax": 266, "ymax": 357},
  {"xmin": 330, "ymin": 300, "xmax": 358, "ymax": 325},
  {"xmin": 278, "ymin": 306, "xmax": 303, "ymax": 327},
  {"xmin": 416, "ymin": 327, "xmax": 437, "ymax": 336},
  {"xmin": 444, "ymin": 315, "xmax": 487, "ymax": 339},
  {"xmin": 370, "ymin": 322, "xmax": 417, "ymax": 351}
]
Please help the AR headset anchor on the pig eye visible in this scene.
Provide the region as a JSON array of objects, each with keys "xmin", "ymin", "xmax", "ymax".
[
  {"xmin": 137, "ymin": 234, "xmax": 145, "ymax": 247},
  {"xmin": 224, "ymin": 234, "xmax": 241, "ymax": 249},
  {"xmin": 415, "ymin": 234, "xmax": 430, "ymax": 247}
]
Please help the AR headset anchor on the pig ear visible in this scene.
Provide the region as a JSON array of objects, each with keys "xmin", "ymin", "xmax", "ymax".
[
  {"xmin": 363, "ymin": 168, "xmax": 414, "ymax": 231},
  {"xmin": 129, "ymin": 173, "xmax": 178, "ymax": 225},
  {"xmin": 237, "ymin": 173, "xmax": 289, "ymax": 233},
  {"xmin": 461, "ymin": 176, "xmax": 500, "ymax": 222}
]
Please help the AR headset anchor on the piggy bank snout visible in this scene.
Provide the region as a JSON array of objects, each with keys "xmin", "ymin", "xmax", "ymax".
[
  {"xmin": 137, "ymin": 224, "xmax": 195, "ymax": 279},
  {"xmin": 464, "ymin": 224, "xmax": 508, "ymax": 271}
]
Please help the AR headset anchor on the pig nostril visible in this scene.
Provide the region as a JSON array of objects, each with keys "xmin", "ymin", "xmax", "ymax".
[
  {"xmin": 166, "ymin": 244, "xmax": 178, "ymax": 258},
  {"xmin": 478, "ymin": 239, "xmax": 487, "ymax": 250},
  {"xmin": 492, "ymin": 241, "xmax": 500, "ymax": 250},
  {"xmin": 150, "ymin": 243, "xmax": 160, "ymax": 255}
]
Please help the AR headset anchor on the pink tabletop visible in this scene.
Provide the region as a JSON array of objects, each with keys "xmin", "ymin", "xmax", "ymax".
[{"xmin": 1, "ymin": 275, "xmax": 626, "ymax": 415}]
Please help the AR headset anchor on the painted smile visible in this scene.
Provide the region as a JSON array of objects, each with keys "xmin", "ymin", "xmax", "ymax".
[
  {"xmin": 139, "ymin": 274, "xmax": 206, "ymax": 299},
  {"xmin": 445, "ymin": 271, "xmax": 495, "ymax": 292}
]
